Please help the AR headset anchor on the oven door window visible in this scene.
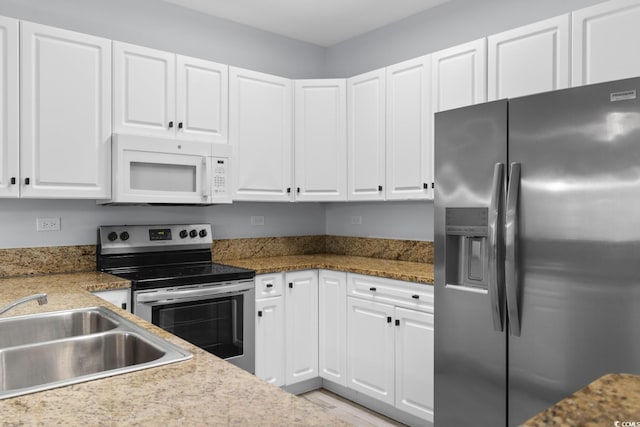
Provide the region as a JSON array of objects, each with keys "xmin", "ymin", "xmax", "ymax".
[{"xmin": 152, "ymin": 295, "xmax": 244, "ymax": 359}]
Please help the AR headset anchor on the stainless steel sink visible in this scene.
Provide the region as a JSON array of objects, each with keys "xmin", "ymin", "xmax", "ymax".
[
  {"xmin": 0, "ymin": 307, "xmax": 192, "ymax": 400},
  {"xmin": 0, "ymin": 307, "xmax": 118, "ymax": 348}
]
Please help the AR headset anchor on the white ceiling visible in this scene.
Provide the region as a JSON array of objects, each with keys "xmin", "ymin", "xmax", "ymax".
[{"xmin": 162, "ymin": 0, "xmax": 451, "ymax": 47}]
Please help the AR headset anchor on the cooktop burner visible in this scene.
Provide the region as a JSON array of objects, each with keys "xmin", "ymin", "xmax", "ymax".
[
  {"xmin": 116, "ymin": 262, "xmax": 255, "ymax": 290},
  {"xmin": 96, "ymin": 224, "xmax": 255, "ymax": 290}
]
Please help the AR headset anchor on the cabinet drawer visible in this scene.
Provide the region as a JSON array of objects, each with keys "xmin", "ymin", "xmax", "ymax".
[
  {"xmin": 347, "ymin": 273, "xmax": 433, "ymax": 313},
  {"xmin": 255, "ymin": 273, "xmax": 284, "ymax": 299}
]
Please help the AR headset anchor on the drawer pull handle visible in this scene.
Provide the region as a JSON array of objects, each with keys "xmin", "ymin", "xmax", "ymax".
[
  {"xmin": 387, "ymin": 316, "xmax": 392, "ymax": 323},
  {"xmin": 258, "ymin": 310, "xmax": 263, "ymax": 317},
  {"xmin": 369, "ymin": 287, "xmax": 377, "ymax": 292},
  {"xmin": 395, "ymin": 319, "xmax": 400, "ymax": 326},
  {"xmin": 266, "ymin": 284, "xmax": 273, "ymax": 288},
  {"xmin": 289, "ymin": 282, "xmax": 293, "ymax": 289},
  {"xmin": 412, "ymin": 294, "xmax": 420, "ymax": 299}
]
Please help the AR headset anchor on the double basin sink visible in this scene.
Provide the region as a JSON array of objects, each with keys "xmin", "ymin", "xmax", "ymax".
[{"xmin": 0, "ymin": 306, "xmax": 192, "ymax": 400}]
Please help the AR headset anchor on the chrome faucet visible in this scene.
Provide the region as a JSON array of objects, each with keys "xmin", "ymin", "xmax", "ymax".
[{"xmin": 0, "ymin": 293, "xmax": 48, "ymax": 316}]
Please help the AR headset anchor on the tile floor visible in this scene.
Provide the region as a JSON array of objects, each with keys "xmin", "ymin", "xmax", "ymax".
[{"xmin": 301, "ymin": 389, "xmax": 405, "ymax": 427}]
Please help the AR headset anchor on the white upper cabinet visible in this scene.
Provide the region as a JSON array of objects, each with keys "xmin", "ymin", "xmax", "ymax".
[
  {"xmin": 229, "ymin": 67, "xmax": 293, "ymax": 201},
  {"xmin": 21, "ymin": 21, "xmax": 111, "ymax": 198},
  {"xmin": 113, "ymin": 42, "xmax": 175, "ymax": 137},
  {"xmin": 488, "ymin": 15, "xmax": 570, "ymax": 100},
  {"xmin": 386, "ymin": 55, "xmax": 433, "ymax": 200},
  {"xmin": 294, "ymin": 79, "xmax": 346, "ymax": 201},
  {"xmin": 176, "ymin": 55, "xmax": 227, "ymax": 143},
  {"xmin": 347, "ymin": 69, "xmax": 386, "ymax": 201},
  {"xmin": 0, "ymin": 16, "xmax": 18, "ymax": 198},
  {"xmin": 572, "ymin": 0, "xmax": 640, "ymax": 86},
  {"xmin": 432, "ymin": 39, "xmax": 487, "ymax": 112},
  {"xmin": 114, "ymin": 42, "xmax": 228, "ymax": 143}
]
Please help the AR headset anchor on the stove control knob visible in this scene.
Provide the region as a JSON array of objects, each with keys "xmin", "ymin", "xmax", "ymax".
[
  {"xmin": 107, "ymin": 232, "xmax": 118, "ymax": 241},
  {"xmin": 179, "ymin": 230, "xmax": 188, "ymax": 239},
  {"xmin": 199, "ymin": 229, "xmax": 208, "ymax": 238},
  {"xmin": 189, "ymin": 229, "xmax": 198, "ymax": 238},
  {"xmin": 120, "ymin": 231, "xmax": 130, "ymax": 241}
]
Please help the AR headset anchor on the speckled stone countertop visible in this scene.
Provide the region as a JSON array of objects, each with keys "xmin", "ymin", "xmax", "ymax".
[
  {"xmin": 522, "ymin": 373, "xmax": 640, "ymax": 426},
  {"xmin": 221, "ymin": 254, "xmax": 434, "ymax": 285},
  {"xmin": 0, "ymin": 272, "xmax": 348, "ymax": 426}
]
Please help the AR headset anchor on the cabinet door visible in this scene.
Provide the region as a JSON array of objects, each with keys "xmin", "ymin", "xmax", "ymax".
[
  {"xmin": 395, "ymin": 307, "xmax": 434, "ymax": 422},
  {"xmin": 572, "ymin": 0, "xmax": 640, "ymax": 86},
  {"xmin": 318, "ymin": 270, "xmax": 347, "ymax": 387},
  {"xmin": 386, "ymin": 55, "xmax": 432, "ymax": 200},
  {"xmin": 347, "ymin": 69, "xmax": 386, "ymax": 201},
  {"xmin": 294, "ymin": 79, "xmax": 346, "ymax": 201},
  {"xmin": 347, "ymin": 297, "xmax": 395, "ymax": 405},
  {"xmin": 488, "ymin": 15, "xmax": 569, "ymax": 100},
  {"xmin": 284, "ymin": 270, "xmax": 318, "ymax": 385},
  {"xmin": 21, "ymin": 22, "xmax": 111, "ymax": 198},
  {"xmin": 113, "ymin": 41, "xmax": 175, "ymax": 137},
  {"xmin": 0, "ymin": 16, "xmax": 18, "ymax": 198},
  {"xmin": 176, "ymin": 55, "xmax": 228, "ymax": 143},
  {"xmin": 229, "ymin": 67, "xmax": 293, "ymax": 201},
  {"xmin": 432, "ymin": 39, "xmax": 487, "ymax": 112},
  {"xmin": 255, "ymin": 296, "xmax": 285, "ymax": 387}
]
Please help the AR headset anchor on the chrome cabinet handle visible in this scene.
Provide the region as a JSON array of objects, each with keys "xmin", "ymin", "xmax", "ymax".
[
  {"xmin": 505, "ymin": 162, "xmax": 521, "ymax": 337},
  {"xmin": 488, "ymin": 163, "xmax": 505, "ymax": 332}
]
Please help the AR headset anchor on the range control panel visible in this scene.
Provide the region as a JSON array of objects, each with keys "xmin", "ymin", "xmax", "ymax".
[{"xmin": 99, "ymin": 224, "xmax": 213, "ymax": 254}]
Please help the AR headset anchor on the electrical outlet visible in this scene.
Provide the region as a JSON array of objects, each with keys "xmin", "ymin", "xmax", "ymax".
[
  {"xmin": 351, "ymin": 216, "xmax": 363, "ymax": 225},
  {"xmin": 37, "ymin": 217, "xmax": 61, "ymax": 232},
  {"xmin": 251, "ymin": 216, "xmax": 265, "ymax": 226}
]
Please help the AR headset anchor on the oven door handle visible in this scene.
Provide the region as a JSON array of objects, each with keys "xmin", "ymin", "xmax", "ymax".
[{"xmin": 136, "ymin": 282, "xmax": 253, "ymax": 303}]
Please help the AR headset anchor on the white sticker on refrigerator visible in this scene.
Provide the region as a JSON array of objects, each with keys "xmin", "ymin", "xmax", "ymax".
[{"xmin": 610, "ymin": 90, "xmax": 636, "ymax": 102}]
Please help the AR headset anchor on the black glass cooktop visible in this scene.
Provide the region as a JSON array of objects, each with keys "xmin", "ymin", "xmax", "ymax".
[{"xmin": 115, "ymin": 262, "xmax": 255, "ymax": 290}]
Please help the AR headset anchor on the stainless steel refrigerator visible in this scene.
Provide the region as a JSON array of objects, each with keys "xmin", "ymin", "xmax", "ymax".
[{"xmin": 434, "ymin": 77, "xmax": 640, "ymax": 426}]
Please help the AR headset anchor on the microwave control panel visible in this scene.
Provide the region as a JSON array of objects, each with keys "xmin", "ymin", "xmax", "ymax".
[{"xmin": 211, "ymin": 157, "xmax": 230, "ymax": 202}]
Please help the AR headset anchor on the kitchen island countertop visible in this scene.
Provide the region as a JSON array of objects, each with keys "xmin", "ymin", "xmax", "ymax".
[
  {"xmin": 522, "ymin": 373, "xmax": 640, "ymax": 426},
  {"xmin": 0, "ymin": 272, "xmax": 348, "ymax": 426}
]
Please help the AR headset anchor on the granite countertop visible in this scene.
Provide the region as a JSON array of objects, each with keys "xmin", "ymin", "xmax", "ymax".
[
  {"xmin": 0, "ymin": 272, "xmax": 347, "ymax": 426},
  {"xmin": 522, "ymin": 373, "xmax": 640, "ymax": 426},
  {"xmin": 220, "ymin": 254, "xmax": 434, "ymax": 285}
]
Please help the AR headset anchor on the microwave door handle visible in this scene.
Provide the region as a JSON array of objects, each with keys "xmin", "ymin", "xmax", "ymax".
[
  {"xmin": 201, "ymin": 157, "xmax": 210, "ymax": 201},
  {"xmin": 505, "ymin": 162, "xmax": 521, "ymax": 337},
  {"xmin": 488, "ymin": 162, "xmax": 504, "ymax": 332}
]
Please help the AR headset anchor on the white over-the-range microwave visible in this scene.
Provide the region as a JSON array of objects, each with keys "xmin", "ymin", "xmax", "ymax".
[{"xmin": 98, "ymin": 134, "xmax": 231, "ymax": 205}]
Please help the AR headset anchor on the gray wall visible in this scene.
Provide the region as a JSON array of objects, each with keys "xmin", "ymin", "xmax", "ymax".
[
  {"xmin": 323, "ymin": 0, "xmax": 608, "ymax": 77},
  {"xmin": 0, "ymin": 0, "xmax": 324, "ymax": 78},
  {"xmin": 325, "ymin": 202, "xmax": 433, "ymax": 241},
  {"xmin": 0, "ymin": 200, "xmax": 325, "ymax": 249}
]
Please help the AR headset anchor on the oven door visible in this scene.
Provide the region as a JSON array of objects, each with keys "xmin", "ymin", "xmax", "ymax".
[{"xmin": 134, "ymin": 280, "xmax": 255, "ymax": 373}]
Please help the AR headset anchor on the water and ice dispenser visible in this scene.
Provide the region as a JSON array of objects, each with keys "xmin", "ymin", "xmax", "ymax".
[{"xmin": 445, "ymin": 207, "xmax": 489, "ymax": 291}]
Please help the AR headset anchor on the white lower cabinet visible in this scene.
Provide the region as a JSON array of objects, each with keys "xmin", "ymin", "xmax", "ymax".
[
  {"xmin": 92, "ymin": 288, "xmax": 131, "ymax": 312},
  {"xmin": 285, "ymin": 270, "xmax": 319, "ymax": 385},
  {"xmin": 319, "ymin": 270, "xmax": 347, "ymax": 386},
  {"xmin": 255, "ymin": 269, "xmax": 434, "ymax": 423},
  {"xmin": 395, "ymin": 306, "xmax": 435, "ymax": 422},
  {"xmin": 347, "ymin": 297, "xmax": 396, "ymax": 405},
  {"xmin": 255, "ymin": 296, "xmax": 285, "ymax": 386},
  {"xmin": 254, "ymin": 271, "xmax": 318, "ymax": 387}
]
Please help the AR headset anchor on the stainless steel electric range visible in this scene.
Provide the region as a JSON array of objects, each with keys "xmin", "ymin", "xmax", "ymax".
[{"xmin": 97, "ymin": 224, "xmax": 256, "ymax": 373}]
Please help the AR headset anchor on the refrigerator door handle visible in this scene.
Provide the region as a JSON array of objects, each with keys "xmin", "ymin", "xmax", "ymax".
[
  {"xmin": 488, "ymin": 162, "xmax": 505, "ymax": 332},
  {"xmin": 506, "ymin": 162, "xmax": 522, "ymax": 337}
]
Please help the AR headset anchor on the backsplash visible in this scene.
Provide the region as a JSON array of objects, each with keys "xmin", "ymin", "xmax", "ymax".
[
  {"xmin": 0, "ymin": 236, "xmax": 433, "ymax": 278},
  {"xmin": 0, "ymin": 245, "xmax": 95, "ymax": 278}
]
